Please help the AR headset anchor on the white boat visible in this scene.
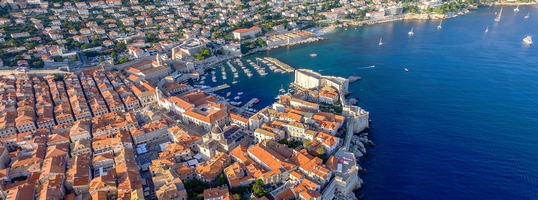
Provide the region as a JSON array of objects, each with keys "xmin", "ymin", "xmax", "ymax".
[
  {"xmin": 495, "ymin": 8, "xmax": 503, "ymax": 22},
  {"xmin": 485, "ymin": 26, "xmax": 489, "ymax": 33},
  {"xmin": 437, "ymin": 21, "xmax": 442, "ymax": 29},
  {"xmin": 237, "ymin": 92, "xmax": 243, "ymax": 95},
  {"xmin": 378, "ymin": 37, "xmax": 383, "ymax": 46},
  {"xmin": 226, "ymin": 92, "xmax": 231, "ymax": 97},
  {"xmin": 525, "ymin": 12, "xmax": 529, "ymax": 19},
  {"xmin": 408, "ymin": 27, "xmax": 414, "ymax": 35},
  {"xmin": 514, "ymin": 4, "xmax": 519, "ymax": 12},
  {"xmin": 211, "ymin": 71, "xmax": 216, "ymax": 74},
  {"xmin": 523, "ymin": 35, "xmax": 533, "ymax": 45},
  {"xmin": 310, "ymin": 53, "xmax": 317, "ymax": 57},
  {"xmin": 232, "ymin": 78, "xmax": 238, "ymax": 84},
  {"xmin": 234, "ymin": 96, "xmax": 240, "ymax": 100},
  {"xmin": 279, "ymin": 84, "xmax": 286, "ymax": 93},
  {"xmin": 404, "ymin": 68, "xmax": 409, "ymax": 72}
]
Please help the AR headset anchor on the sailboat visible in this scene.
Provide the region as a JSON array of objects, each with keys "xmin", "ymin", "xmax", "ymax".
[
  {"xmin": 437, "ymin": 21, "xmax": 442, "ymax": 29},
  {"xmin": 408, "ymin": 27, "xmax": 414, "ymax": 35},
  {"xmin": 494, "ymin": 8, "xmax": 503, "ymax": 22},
  {"xmin": 524, "ymin": 12, "xmax": 529, "ymax": 19},
  {"xmin": 514, "ymin": 4, "xmax": 519, "ymax": 12},
  {"xmin": 485, "ymin": 26, "xmax": 489, "ymax": 33},
  {"xmin": 379, "ymin": 37, "xmax": 383, "ymax": 46}
]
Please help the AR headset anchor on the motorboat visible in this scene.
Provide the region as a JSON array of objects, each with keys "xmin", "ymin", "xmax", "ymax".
[{"xmin": 523, "ymin": 35, "xmax": 533, "ymax": 45}]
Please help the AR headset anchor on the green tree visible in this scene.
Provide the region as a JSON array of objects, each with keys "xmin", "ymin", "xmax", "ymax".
[
  {"xmin": 251, "ymin": 179, "xmax": 269, "ymax": 198},
  {"xmin": 99, "ymin": 57, "xmax": 105, "ymax": 62},
  {"xmin": 303, "ymin": 140, "xmax": 312, "ymax": 149},
  {"xmin": 216, "ymin": 173, "xmax": 227, "ymax": 187},
  {"xmin": 111, "ymin": 51, "xmax": 118, "ymax": 59},
  {"xmin": 118, "ymin": 57, "xmax": 129, "ymax": 63},
  {"xmin": 83, "ymin": 51, "xmax": 99, "ymax": 57},
  {"xmin": 25, "ymin": 42, "xmax": 37, "ymax": 50},
  {"xmin": 194, "ymin": 47, "xmax": 212, "ymax": 60},
  {"xmin": 53, "ymin": 57, "xmax": 64, "ymax": 62},
  {"xmin": 31, "ymin": 61, "xmax": 44, "ymax": 68},
  {"xmin": 71, "ymin": 55, "xmax": 79, "ymax": 61},
  {"xmin": 53, "ymin": 74, "xmax": 64, "ymax": 81},
  {"xmin": 316, "ymin": 146, "xmax": 325, "ymax": 155}
]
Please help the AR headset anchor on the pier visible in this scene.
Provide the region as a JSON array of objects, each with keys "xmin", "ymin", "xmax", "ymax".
[
  {"xmin": 202, "ymin": 84, "xmax": 230, "ymax": 93},
  {"xmin": 235, "ymin": 98, "xmax": 259, "ymax": 115},
  {"xmin": 349, "ymin": 75, "xmax": 361, "ymax": 83},
  {"xmin": 263, "ymin": 57, "xmax": 295, "ymax": 73}
]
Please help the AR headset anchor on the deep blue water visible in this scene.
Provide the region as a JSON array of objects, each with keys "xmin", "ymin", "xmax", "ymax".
[{"xmin": 205, "ymin": 5, "xmax": 538, "ymax": 199}]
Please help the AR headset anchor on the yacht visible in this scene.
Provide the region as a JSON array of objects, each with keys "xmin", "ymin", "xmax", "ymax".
[
  {"xmin": 310, "ymin": 53, "xmax": 317, "ymax": 57},
  {"xmin": 485, "ymin": 26, "xmax": 489, "ymax": 33},
  {"xmin": 234, "ymin": 96, "xmax": 241, "ymax": 100},
  {"xmin": 237, "ymin": 92, "xmax": 243, "ymax": 95},
  {"xmin": 378, "ymin": 37, "xmax": 383, "ymax": 46},
  {"xmin": 408, "ymin": 27, "xmax": 414, "ymax": 35},
  {"xmin": 523, "ymin": 35, "xmax": 533, "ymax": 45},
  {"xmin": 404, "ymin": 68, "xmax": 409, "ymax": 72},
  {"xmin": 437, "ymin": 21, "xmax": 442, "ymax": 29},
  {"xmin": 226, "ymin": 92, "xmax": 231, "ymax": 97},
  {"xmin": 232, "ymin": 78, "xmax": 238, "ymax": 84},
  {"xmin": 514, "ymin": 4, "xmax": 519, "ymax": 12},
  {"xmin": 495, "ymin": 8, "xmax": 503, "ymax": 22},
  {"xmin": 525, "ymin": 12, "xmax": 529, "ymax": 19}
]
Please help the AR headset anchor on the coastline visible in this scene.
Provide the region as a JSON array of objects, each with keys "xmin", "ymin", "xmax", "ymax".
[{"xmin": 493, "ymin": 2, "xmax": 537, "ymax": 5}]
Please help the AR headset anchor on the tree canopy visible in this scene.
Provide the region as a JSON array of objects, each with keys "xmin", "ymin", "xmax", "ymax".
[{"xmin": 194, "ymin": 47, "xmax": 211, "ymax": 60}]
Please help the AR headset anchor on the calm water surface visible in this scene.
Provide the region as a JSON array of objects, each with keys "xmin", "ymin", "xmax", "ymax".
[{"xmin": 206, "ymin": 5, "xmax": 538, "ymax": 199}]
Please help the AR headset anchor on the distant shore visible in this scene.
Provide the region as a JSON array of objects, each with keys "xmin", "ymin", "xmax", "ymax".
[{"xmin": 493, "ymin": 2, "xmax": 537, "ymax": 5}]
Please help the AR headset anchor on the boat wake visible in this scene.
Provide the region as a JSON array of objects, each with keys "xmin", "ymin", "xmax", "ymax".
[{"xmin": 359, "ymin": 65, "xmax": 376, "ymax": 69}]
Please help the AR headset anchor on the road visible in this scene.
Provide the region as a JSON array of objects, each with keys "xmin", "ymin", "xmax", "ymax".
[{"xmin": 77, "ymin": 51, "xmax": 89, "ymax": 66}]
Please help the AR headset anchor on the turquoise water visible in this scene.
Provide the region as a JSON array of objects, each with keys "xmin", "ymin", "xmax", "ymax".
[{"xmin": 206, "ymin": 5, "xmax": 538, "ymax": 199}]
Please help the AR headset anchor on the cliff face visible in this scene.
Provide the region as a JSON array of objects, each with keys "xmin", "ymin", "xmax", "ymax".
[{"xmin": 404, "ymin": 13, "xmax": 448, "ymax": 19}]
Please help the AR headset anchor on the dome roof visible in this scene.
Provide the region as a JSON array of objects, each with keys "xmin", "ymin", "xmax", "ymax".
[{"xmin": 211, "ymin": 126, "xmax": 222, "ymax": 134}]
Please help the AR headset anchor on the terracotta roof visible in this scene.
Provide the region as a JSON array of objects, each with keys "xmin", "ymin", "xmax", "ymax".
[
  {"xmin": 203, "ymin": 186, "xmax": 230, "ymax": 199},
  {"xmin": 232, "ymin": 26, "xmax": 261, "ymax": 33}
]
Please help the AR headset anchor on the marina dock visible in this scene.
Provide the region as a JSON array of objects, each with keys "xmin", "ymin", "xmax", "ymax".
[
  {"xmin": 202, "ymin": 84, "xmax": 230, "ymax": 93},
  {"xmin": 263, "ymin": 57, "xmax": 295, "ymax": 73},
  {"xmin": 236, "ymin": 98, "xmax": 259, "ymax": 115}
]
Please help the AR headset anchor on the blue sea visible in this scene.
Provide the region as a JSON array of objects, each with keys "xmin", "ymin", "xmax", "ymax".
[{"xmin": 204, "ymin": 5, "xmax": 538, "ymax": 199}]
